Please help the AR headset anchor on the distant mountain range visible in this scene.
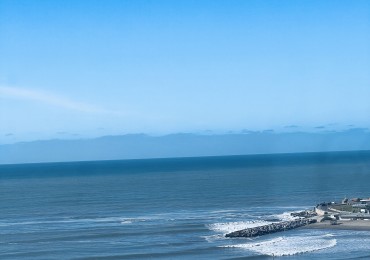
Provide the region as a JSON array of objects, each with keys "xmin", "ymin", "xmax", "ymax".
[{"xmin": 1, "ymin": 129, "xmax": 369, "ymax": 164}]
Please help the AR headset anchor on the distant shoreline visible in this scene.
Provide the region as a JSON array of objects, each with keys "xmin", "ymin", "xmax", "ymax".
[
  {"xmin": 1, "ymin": 148, "xmax": 370, "ymax": 166},
  {"xmin": 1, "ymin": 130, "xmax": 370, "ymax": 165}
]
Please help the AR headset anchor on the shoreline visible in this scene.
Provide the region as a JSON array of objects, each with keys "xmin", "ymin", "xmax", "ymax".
[{"xmin": 304, "ymin": 220, "xmax": 370, "ymax": 231}]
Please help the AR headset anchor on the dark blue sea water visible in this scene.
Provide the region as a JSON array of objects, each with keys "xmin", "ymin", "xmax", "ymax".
[{"xmin": 1, "ymin": 151, "xmax": 370, "ymax": 259}]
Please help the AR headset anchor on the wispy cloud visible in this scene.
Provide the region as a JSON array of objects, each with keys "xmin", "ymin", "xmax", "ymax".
[{"xmin": 0, "ymin": 86, "xmax": 114, "ymax": 114}]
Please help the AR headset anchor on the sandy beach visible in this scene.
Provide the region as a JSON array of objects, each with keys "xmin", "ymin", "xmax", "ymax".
[{"xmin": 306, "ymin": 220, "xmax": 370, "ymax": 231}]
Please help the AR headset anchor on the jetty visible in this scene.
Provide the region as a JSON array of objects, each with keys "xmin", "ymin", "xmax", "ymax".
[
  {"xmin": 225, "ymin": 196, "xmax": 370, "ymax": 238},
  {"xmin": 225, "ymin": 218, "xmax": 317, "ymax": 238}
]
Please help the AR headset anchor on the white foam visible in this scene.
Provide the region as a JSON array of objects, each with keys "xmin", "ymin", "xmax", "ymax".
[
  {"xmin": 202, "ymin": 234, "xmax": 226, "ymax": 242},
  {"xmin": 119, "ymin": 218, "xmax": 149, "ymax": 225},
  {"xmin": 120, "ymin": 220, "xmax": 133, "ymax": 224},
  {"xmin": 322, "ymin": 233, "xmax": 335, "ymax": 237},
  {"xmin": 273, "ymin": 211, "xmax": 299, "ymax": 221},
  {"xmin": 207, "ymin": 220, "xmax": 271, "ymax": 234},
  {"xmin": 223, "ymin": 235, "xmax": 337, "ymax": 256},
  {"xmin": 0, "ymin": 216, "xmax": 150, "ymax": 227},
  {"xmin": 264, "ymin": 210, "xmax": 306, "ymax": 222}
]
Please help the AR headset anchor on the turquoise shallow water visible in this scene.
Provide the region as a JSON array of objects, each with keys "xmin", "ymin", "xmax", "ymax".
[{"xmin": 1, "ymin": 151, "xmax": 370, "ymax": 259}]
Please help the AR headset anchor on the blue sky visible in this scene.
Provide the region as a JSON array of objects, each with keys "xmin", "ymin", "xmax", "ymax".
[{"xmin": 1, "ymin": 0, "xmax": 370, "ymax": 143}]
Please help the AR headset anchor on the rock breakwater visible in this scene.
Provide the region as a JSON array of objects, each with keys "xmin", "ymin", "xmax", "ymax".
[{"xmin": 225, "ymin": 218, "xmax": 317, "ymax": 238}]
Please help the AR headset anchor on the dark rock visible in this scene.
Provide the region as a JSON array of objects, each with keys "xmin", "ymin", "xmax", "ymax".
[
  {"xmin": 290, "ymin": 210, "xmax": 317, "ymax": 218},
  {"xmin": 225, "ymin": 219, "xmax": 317, "ymax": 238}
]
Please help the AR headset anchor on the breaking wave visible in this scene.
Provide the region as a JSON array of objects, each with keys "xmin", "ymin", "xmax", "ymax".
[
  {"xmin": 0, "ymin": 216, "xmax": 150, "ymax": 227},
  {"xmin": 222, "ymin": 235, "xmax": 337, "ymax": 256},
  {"xmin": 273, "ymin": 211, "xmax": 299, "ymax": 221},
  {"xmin": 207, "ymin": 220, "xmax": 271, "ymax": 234}
]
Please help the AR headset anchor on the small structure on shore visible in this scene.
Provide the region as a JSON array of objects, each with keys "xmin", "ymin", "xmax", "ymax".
[{"xmin": 315, "ymin": 196, "xmax": 370, "ymax": 219}]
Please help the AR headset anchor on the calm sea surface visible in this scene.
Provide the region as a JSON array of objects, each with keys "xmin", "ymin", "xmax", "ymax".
[{"xmin": 1, "ymin": 151, "xmax": 370, "ymax": 259}]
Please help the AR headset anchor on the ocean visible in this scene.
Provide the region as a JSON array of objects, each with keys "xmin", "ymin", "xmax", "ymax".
[{"xmin": 1, "ymin": 151, "xmax": 370, "ymax": 259}]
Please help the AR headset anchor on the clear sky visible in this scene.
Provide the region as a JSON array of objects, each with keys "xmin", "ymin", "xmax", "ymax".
[{"xmin": 1, "ymin": 0, "xmax": 369, "ymax": 143}]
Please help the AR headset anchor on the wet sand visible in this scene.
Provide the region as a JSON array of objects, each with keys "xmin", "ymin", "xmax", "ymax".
[{"xmin": 305, "ymin": 220, "xmax": 370, "ymax": 231}]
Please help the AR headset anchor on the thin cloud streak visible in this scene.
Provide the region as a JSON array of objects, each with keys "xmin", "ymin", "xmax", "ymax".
[{"xmin": 0, "ymin": 86, "xmax": 118, "ymax": 114}]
